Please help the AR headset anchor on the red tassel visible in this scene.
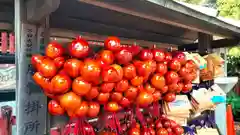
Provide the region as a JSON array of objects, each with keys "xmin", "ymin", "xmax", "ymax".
[
  {"xmin": 153, "ymin": 102, "xmax": 160, "ymax": 118},
  {"xmin": 108, "ymin": 113, "xmax": 114, "ymax": 130},
  {"xmin": 82, "ymin": 120, "xmax": 86, "ymax": 135},
  {"xmin": 113, "ymin": 113, "xmax": 122, "ymax": 134},
  {"xmin": 104, "ymin": 112, "xmax": 122, "ymax": 135},
  {"xmin": 64, "ymin": 122, "xmax": 70, "ymax": 135},
  {"xmin": 64, "ymin": 118, "xmax": 74, "ymax": 135},
  {"xmin": 129, "ymin": 109, "xmax": 136, "ymax": 128},
  {"xmin": 90, "ymin": 123, "xmax": 96, "ymax": 135},
  {"xmin": 73, "ymin": 118, "xmax": 80, "ymax": 135},
  {"xmin": 75, "ymin": 118, "xmax": 95, "ymax": 135},
  {"xmin": 135, "ymin": 106, "xmax": 146, "ymax": 127}
]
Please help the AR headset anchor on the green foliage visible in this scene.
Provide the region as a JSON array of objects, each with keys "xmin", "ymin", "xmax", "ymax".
[
  {"xmin": 178, "ymin": 0, "xmax": 203, "ymax": 4},
  {"xmin": 176, "ymin": 0, "xmax": 240, "ymax": 20},
  {"xmin": 217, "ymin": 0, "xmax": 240, "ymax": 19},
  {"xmin": 227, "ymin": 55, "xmax": 240, "ymax": 77},
  {"xmin": 228, "ymin": 46, "xmax": 240, "ymax": 57},
  {"xmin": 227, "ymin": 91, "xmax": 240, "ymax": 117},
  {"xmin": 227, "ymin": 55, "xmax": 240, "ymax": 120}
]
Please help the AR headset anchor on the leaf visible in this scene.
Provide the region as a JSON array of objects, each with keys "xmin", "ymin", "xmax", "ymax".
[
  {"xmin": 228, "ymin": 47, "xmax": 240, "ymax": 57},
  {"xmin": 217, "ymin": 0, "xmax": 240, "ymax": 19}
]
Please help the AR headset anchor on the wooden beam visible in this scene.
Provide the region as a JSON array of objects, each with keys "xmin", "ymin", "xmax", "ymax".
[
  {"xmin": 179, "ymin": 38, "xmax": 240, "ymax": 51},
  {"xmin": 50, "ymin": 28, "xmax": 179, "ymax": 50}
]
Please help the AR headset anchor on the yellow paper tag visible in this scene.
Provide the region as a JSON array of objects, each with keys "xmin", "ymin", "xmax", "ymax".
[{"xmin": 197, "ymin": 128, "xmax": 219, "ymax": 135}]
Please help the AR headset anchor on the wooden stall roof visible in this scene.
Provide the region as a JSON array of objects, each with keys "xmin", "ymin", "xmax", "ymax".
[
  {"xmin": 47, "ymin": 0, "xmax": 240, "ymax": 48},
  {"xmin": 1, "ymin": 0, "xmax": 240, "ymax": 48}
]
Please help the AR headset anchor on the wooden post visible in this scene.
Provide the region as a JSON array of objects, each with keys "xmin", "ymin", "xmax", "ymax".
[
  {"xmin": 198, "ymin": 32, "xmax": 213, "ymax": 55},
  {"xmin": 197, "ymin": 32, "xmax": 227, "ymax": 135}
]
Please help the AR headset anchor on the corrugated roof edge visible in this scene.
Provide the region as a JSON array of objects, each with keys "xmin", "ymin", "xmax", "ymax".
[
  {"xmin": 147, "ymin": 0, "xmax": 240, "ymax": 35},
  {"xmin": 175, "ymin": 1, "xmax": 218, "ymax": 17},
  {"xmin": 176, "ymin": 1, "xmax": 240, "ymax": 28}
]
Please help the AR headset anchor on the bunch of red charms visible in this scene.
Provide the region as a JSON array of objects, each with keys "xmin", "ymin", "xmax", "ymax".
[{"xmin": 31, "ymin": 36, "xmax": 196, "ymax": 135}]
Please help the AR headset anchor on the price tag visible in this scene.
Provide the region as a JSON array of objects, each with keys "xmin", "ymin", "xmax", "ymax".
[
  {"xmin": 17, "ymin": 24, "xmax": 47, "ymax": 135},
  {"xmin": 0, "ymin": 64, "xmax": 16, "ymax": 90},
  {"xmin": 197, "ymin": 128, "xmax": 219, "ymax": 135}
]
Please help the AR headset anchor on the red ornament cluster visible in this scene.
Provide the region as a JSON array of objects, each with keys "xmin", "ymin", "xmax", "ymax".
[
  {"xmin": 31, "ymin": 36, "xmax": 197, "ymax": 118},
  {"xmin": 127, "ymin": 115, "xmax": 184, "ymax": 135}
]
